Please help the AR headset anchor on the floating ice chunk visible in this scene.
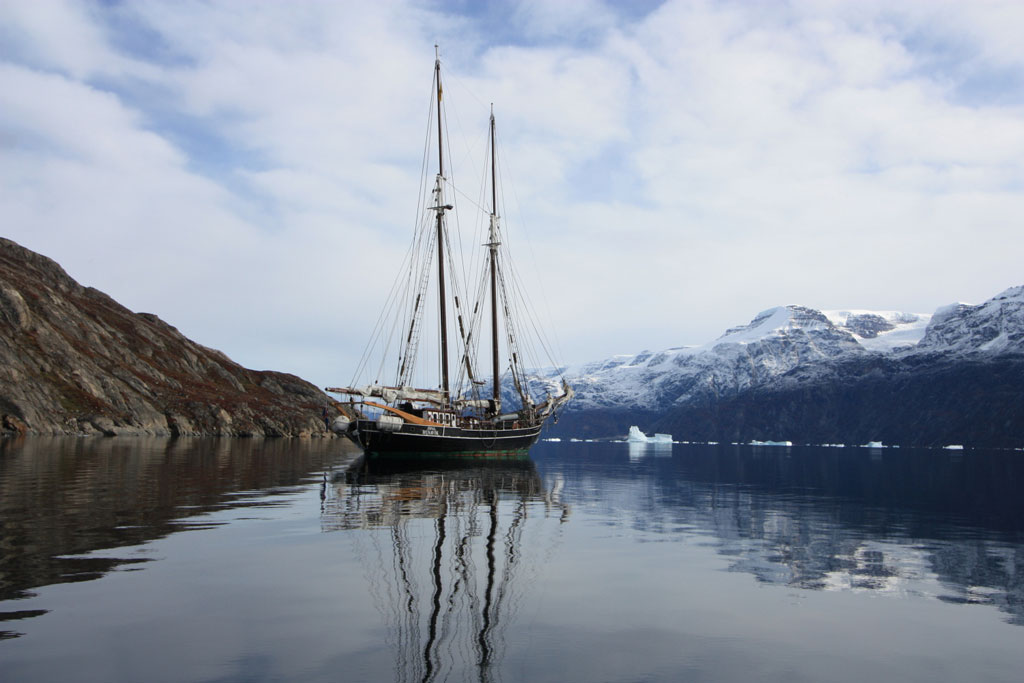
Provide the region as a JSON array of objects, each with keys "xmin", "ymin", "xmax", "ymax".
[
  {"xmin": 628, "ymin": 425, "xmax": 673, "ymax": 446},
  {"xmin": 943, "ymin": 444, "xmax": 964, "ymax": 450},
  {"xmin": 627, "ymin": 426, "xmax": 673, "ymax": 444},
  {"xmin": 749, "ymin": 440, "xmax": 792, "ymax": 447},
  {"xmin": 627, "ymin": 426, "xmax": 649, "ymax": 442},
  {"xmin": 862, "ymin": 441, "xmax": 884, "ymax": 448},
  {"xmin": 543, "ymin": 437, "xmax": 561, "ymax": 442}
]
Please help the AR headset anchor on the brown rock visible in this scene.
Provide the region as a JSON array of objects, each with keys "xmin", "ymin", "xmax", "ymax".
[
  {"xmin": 0, "ymin": 237, "xmax": 333, "ymax": 438},
  {"xmin": 2, "ymin": 414, "xmax": 28, "ymax": 435}
]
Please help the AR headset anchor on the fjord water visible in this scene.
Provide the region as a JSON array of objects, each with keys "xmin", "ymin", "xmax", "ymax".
[{"xmin": 1, "ymin": 438, "xmax": 1023, "ymax": 682}]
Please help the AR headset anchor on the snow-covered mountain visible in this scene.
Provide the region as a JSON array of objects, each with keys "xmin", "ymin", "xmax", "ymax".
[
  {"xmin": 545, "ymin": 285, "xmax": 1023, "ymax": 413},
  {"xmin": 914, "ymin": 285, "xmax": 1024, "ymax": 356}
]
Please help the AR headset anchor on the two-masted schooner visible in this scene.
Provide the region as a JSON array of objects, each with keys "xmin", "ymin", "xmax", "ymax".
[{"xmin": 327, "ymin": 49, "xmax": 572, "ymax": 455}]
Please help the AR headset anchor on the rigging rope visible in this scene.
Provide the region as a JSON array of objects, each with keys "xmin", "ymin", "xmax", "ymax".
[{"xmin": 346, "ymin": 57, "xmax": 569, "ymax": 412}]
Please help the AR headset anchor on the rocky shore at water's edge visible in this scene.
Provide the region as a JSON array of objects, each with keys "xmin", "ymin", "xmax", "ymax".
[{"xmin": 1, "ymin": 237, "xmax": 332, "ymax": 437}]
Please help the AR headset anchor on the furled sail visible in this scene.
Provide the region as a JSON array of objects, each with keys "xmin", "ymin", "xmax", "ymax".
[{"xmin": 326, "ymin": 385, "xmax": 446, "ymax": 404}]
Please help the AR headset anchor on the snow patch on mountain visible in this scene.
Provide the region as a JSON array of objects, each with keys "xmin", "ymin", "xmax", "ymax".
[{"xmin": 823, "ymin": 310, "xmax": 931, "ymax": 352}]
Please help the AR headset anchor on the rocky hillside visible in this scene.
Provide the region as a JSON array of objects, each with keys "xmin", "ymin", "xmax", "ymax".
[{"xmin": 1, "ymin": 238, "xmax": 331, "ymax": 437}]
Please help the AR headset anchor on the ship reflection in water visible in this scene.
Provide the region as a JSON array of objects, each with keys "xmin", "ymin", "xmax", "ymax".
[{"xmin": 321, "ymin": 455, "xmax": 570, "ymax": 682}]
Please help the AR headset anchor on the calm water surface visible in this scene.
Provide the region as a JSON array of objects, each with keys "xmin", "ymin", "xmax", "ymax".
[{"xmin": 1, "ymin": 437, "xmax": 1023, "ymax": 682}]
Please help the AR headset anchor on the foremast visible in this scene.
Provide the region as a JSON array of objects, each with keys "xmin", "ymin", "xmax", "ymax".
[{"xmin": 487, "ymin": 105, "xmax": 501, "ymax": 416}]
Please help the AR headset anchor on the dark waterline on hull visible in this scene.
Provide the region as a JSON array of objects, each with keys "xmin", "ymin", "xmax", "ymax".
[{"xmin": 349, "ymin": 420, "xmax": 543, "ymax": 455}]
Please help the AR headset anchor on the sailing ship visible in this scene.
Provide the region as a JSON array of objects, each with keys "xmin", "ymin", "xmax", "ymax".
[{"xmin": 327, "ymin": 49, "xmax": 572, "ymax": 456}]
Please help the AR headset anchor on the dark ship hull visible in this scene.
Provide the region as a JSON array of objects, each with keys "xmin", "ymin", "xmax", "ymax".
[{"xmin": 344, "ymin": 419, "xmax": 542, "ymax": 456}]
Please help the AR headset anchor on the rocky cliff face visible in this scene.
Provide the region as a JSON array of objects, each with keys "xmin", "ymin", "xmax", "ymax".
[{"xmin": 1, "ymin": 238, "xmax": 331, "ymax": 437}]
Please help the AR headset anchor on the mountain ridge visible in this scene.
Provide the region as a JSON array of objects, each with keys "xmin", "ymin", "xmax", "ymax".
[{"xmin": 544, "ymin": 284, "xmax": 1024, "ymax": 447}]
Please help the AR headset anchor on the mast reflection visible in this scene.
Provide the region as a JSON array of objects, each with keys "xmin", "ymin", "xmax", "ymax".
[{"xmin": 322, "ymin": 455, "xmax": 569, "ymax": 682}]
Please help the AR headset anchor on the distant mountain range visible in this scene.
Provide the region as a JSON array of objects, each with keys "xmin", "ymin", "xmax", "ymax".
[
  {"xmin": 3, "ymin": 235, "xmax": 1021, "ymax": 446},
  {"xmin": 540, "ymin": 285, "xmax": 1024, "ymax": 448}
]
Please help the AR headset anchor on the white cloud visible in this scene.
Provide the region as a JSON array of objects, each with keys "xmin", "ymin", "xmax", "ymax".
[
  {"xmin": 0, "ymin": 0, "xmax": 140, "ymax": 78},
  {"xmin": 2, "ymin": 0, "xmax": 1023, "ymax": 388}
]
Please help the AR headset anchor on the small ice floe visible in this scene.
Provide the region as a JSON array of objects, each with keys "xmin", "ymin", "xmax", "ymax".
[
  {"xmin": 862, "ymin": 441, "xmax": 884, "ymax": 448},
  {"xmin": 749, "ymin": 440, "xmax": 792, "ymax": 447},
  {"xmin": 570, "ymin": 438, "xmax": 583, "ymax": 442},
  {"xmin": 543, "ymin": 437, "xmax": 562, "ymax": 442},
  {"xmin": 943, "ymin": 444, "xmax": 965, "ymax": 450}
]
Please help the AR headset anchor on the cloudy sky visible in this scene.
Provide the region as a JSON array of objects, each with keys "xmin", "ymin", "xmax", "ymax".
[{"xmin": 3, "ymin": 0, "xmax": 1023, "ymax": 389}]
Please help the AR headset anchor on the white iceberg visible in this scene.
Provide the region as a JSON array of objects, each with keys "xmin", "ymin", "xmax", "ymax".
[
  {"xmin": 627, "ymin": 426, "xmax": 673, "ymax": 444},
  {"xmin": 627, "ymin": 426, "xmax": 648, "ymax": 442},
  {"xmin": 749, "ymin": 440, "xmax": 792, "ymax": 447}
]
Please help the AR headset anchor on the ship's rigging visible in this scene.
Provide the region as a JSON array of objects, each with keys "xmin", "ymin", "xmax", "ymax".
[{"xmin": 327, "ymin": 48, "xmax": 571, "ymax": 454}]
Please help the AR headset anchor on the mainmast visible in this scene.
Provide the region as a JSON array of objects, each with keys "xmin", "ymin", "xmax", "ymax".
[
  {"xmin": 488, "ymin": 106, "xmax": 501, "ymax": 412},
  {"xmin": 434, "ymin": 46, "xmax": 451, "ymax": 402}
]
